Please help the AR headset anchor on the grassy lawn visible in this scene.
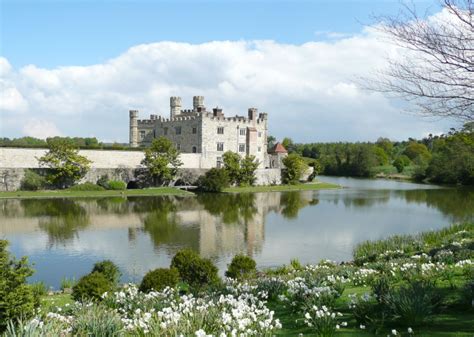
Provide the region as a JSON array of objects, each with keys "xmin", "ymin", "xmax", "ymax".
[
  {"xmin": 223, "ymin": 182, "xmax": 340, "ymax": 193},
  {"xmin": 0, "ymin": 187, "xmax": 194, "ymax": 199}
]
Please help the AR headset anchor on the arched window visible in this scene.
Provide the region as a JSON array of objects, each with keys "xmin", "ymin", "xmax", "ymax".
[{"xmin": 192, "ymin": 146, "xmax": 197, "ymax": 153}]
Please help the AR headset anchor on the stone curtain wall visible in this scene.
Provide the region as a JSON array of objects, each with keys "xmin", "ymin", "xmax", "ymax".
[{"xmin": 0, "ymin": 148, "xmax": 281, "ymax": 191}]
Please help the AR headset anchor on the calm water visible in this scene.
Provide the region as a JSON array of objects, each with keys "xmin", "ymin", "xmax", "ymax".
[{"xmin": 1, "ymin": 177, "xmax": 473, "ymax": 289}]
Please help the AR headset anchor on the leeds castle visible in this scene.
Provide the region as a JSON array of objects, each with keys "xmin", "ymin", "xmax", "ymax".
[{"xmin": 129, "ymin": 96, "xmax": 277, "ymax": 169}]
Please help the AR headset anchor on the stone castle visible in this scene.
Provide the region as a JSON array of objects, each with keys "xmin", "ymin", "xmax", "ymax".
[{"xmin": 129, "ymin": 96, "xmax": 274, "ymax": 169}]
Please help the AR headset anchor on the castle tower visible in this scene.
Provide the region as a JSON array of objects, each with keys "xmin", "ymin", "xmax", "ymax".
[
  {"xmin": 129, "ymin": 110, "xmax": 139, "ymax": 148},
  {"xmin": 193, "ymin": 96, "xmax": 205, "ymax": 112},
  {"xmin": 170, "ymin": 96, "xmax": 182, "ymax": 118}
]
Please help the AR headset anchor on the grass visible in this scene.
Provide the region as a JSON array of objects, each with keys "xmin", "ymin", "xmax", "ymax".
[
  {"xmin": 223, "ymin": 181, "xmax": 340, "ymax": 193},
  {"xmin": 0, "ymin": 187, "xmax": 194, "ymax": 199}
]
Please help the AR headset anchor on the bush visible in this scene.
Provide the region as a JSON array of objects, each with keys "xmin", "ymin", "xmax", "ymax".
[
  {"xmin": 139, "ymin": 268, "xmax": 179, "ymax": 292},
  {"xmin": 96, "ymin": 175, "xmax": 109, "ymax": 189},
  {"xmin": 91, "ymin": 260, "xmax": 121, "ymax": 285},
  {"xmin": 20, "ymin": 169, "xmax": 46, "ymax": 191},
  {"xmin": 106, "ymin": 180, "xmax": 126, "ymax": 190},
  {"xmin": 387, "ymin": 280, "xmax": 440, "ymax": 326},
  {"xmin": 282, "ymin": 153, "xmax": 309, "ymax": 184},
  {"xmin": 393, "ymin": 155, "xmax": 411, "ymax": 173},
  {"xmin": 68, "ymin": 183, "xmax": 105, "ymax": 191},
  {"xmin": 196, "ymin": 168, "xmax": 230, "ymax": 192},
  {"xmin": 72, "ymin": 272, "xmax": 113, "ymax": 302},
  {"xmin": 0, "ymin": 240, "xmax": 36, "ymax": 331},
  {"xmin": 170, "ymin": 249, "xmax": 219, "ymax": 289},
  {"xmin": 225, "ymin": 254, "xmax": 257, "ymax": 280}
]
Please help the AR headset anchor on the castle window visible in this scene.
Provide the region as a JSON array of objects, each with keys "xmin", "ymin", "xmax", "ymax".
[
  {"xmin": 258, "ymin": 146, "xmax": 262, "ymax": 152},
  {"xmin": 258, "ymin": 132, "xmax": 262, "ymax": 137},
  {"xmin": 216, "ymin": 157, "xmax": 223, "ymax": 168},
  {"xmin": 240, "ymin": 128, "xmax": 246, "ymax": 136},
  {"xmin": 239, "ymin": 144, "xmax": 246, "ymax": 152},
  {"xmin": 163, "ymin": 128, "xmax": 168, "ymax": 136},
  {"xmin": 175, "ymin": 126, "xmax": 181, "ymax": 135},
  {"xmin": 217, "ymin": 127, "xmax": 224, "ymax": 134},
  {"xmin": 217, "ymin": 142, "xmax": 224, "ymax": 151},
  {"xmin": 139, "ymin": 131, "xmax": 146, "ymax": 140},
  {"xmin": 192, "ymin": 127, "xmax": 197, "ymax": 134},
  {"xmin": 176, "ymin": 143, "xmax": 181, "ymax": 150},
  {"xmin": 192, "ymin": 146, "xmax": 197, "ymax": 153}
]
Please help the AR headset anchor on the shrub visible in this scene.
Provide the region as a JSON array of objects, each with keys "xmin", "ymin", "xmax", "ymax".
[
  {"xmin": 225, "ymin": 254, "xmax": 257, "ymax": 280},
  {"xmin": 139, "ymin": 268, "xmax": 179, "ymax": 292},
  {"xmin": 96, "ymin": 175, "xmax": 109, "ymax": 189},
  {"xmin": 68, "ymin": 183, "xmax": 105, "ymax": 191},
  {"xmin": 72, "ymin": 272, "xmax": 113, "ymax": 302},
  {"xmin": 196, "ymin": 168, "xmax": 230, "ymax": 192},
  {"xmin": 386, "ymin": 280, "xmax": 440, "ymax": 326},
  {"xmin": 20, "ymin": 169, "xmax": 46, "ymax": 191},
  {"xmin": 106, "ymin": 180, "xmax": 126, "ymax": 190},
  {"xmin": 393, "ymin": 155, "xmax": 411, "ymax": 173},
  {"xmin": 170, "ymin": 249, "xmax": 219, "ymax": 289},
  {"xmin": 0, "ymin": 240, "xmax": 36, "ymax": 331},
  {"xmin": 282, "ymin": 153, "xmax": 309, "ymax": 184},
  {"xmin": 91, "ymin": 260, "xmax": 121, "ymax": 285}
]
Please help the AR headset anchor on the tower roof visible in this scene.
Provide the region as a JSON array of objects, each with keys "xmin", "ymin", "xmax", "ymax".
[{"xmin": 270, "ymin": 142, "xmax": 288, "ymax": 154}]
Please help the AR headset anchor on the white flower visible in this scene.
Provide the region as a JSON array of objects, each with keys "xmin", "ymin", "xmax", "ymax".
[
  {"xmin": 408, "ymin": 327, "xmax": 413, "ymax": 333},
  {"xmin": 360, "ymin": 324, "xmax": 366, "ymax": 329},
  {"xmin": 392, "ymin": 329, "xmax": 398, "ymax": 335}
]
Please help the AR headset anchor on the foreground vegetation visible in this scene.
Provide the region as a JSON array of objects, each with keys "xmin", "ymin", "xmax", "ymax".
[{"xmin": 2, "ymin": 223, "xmax": 472, "ymax": 336}]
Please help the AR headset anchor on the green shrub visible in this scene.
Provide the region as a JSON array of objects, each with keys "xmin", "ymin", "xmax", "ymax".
[
  {"xmin": 196, "ymin": 168, "xmax": 230, "ymax": 192},
  {"xmin": 170, "ymin": 249, "xmax": 219, "ymax": 289},
  {"xmin": 96, "ymin": 175, "xmax": 109, "ymax": 189},
  {"xmin": 139, "ymin": 268, "xmax": 179, "ymax": 292},
  {"xmin": 282, "ymin": 153, "xmax": 309, "ymax": 184},
  {"xmin": 393, "ymin": 155, "xmax": 411, "ymax": 173},
  {"xmin": 225, "ymin": 254, "xmax": 257, "ymax": 280},
  {"xmin": 0, "ymin": 240, "xmax": 36, "ymax": 331},
  {"xmin": 387, "ymin": 280, "xmax": 440, "ymax": 326},
  {"xmin": 91, "ymin": 260, "xmax": 121, "ymax": 285},
  {"xmin": 67, "ymin": 183, "xmax": 105, "ymax": 191},
  {"xmin": 72, "ymin": 272, "xmax": 113, "ymax": 302},
  {"xmin": 106, "ymin": 180, "xmax": 126, "ymax": 190},
  {"xmin": 20, "ymin": 169, "xmax": 46, "ymax": 191}
]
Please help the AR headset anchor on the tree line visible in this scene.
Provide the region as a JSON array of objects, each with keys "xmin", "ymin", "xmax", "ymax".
[
  {"xmin": 279, "ymin": 123, "xmax": 474, "ymax": 185},
  {"xmin": 0, "ymin": 136, "xmax": 131, "ymax": 150}
]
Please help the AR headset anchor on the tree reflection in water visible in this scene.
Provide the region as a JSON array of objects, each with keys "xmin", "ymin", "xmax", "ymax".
[
  {"xmin": 197, "ymin": 193, "xmax": 257, "ymax": 224},
  {"xmin": 21, "ymin": 199, "xmax": 90, "ymax": 247}
]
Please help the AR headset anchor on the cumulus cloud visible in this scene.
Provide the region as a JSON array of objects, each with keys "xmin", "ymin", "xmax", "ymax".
[
  {"xmin": 22, "ymin": 118, "xmax": 62, "ymax": 139},
  {"xmin": 0, "ymin": 19, "xmax": 454, "ymax": 142}
]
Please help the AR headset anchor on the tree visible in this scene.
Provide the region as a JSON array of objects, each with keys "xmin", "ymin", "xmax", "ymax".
[
  {"xmin": 282, "ymin": 153, "xmax": 309, "ymax": 184},
  {"xmin": 38, "ymin": 138, "xmax": 91, "ymax": 188},
  {"xmin": 267, "ymin": 135, "xmax": 276, "ymax": 149},
  {"xmin": 142, "ymin": 137, "xmax": 182, "ymax": 186},
  {"xmin": 403, "ymin": 142, "xmax": 431, "ymax": 162},
  {"xmin": 0, "ymin": 240, "xmax": 36, "ymax": 331},
  {"xmin": 282, "ymin": 137, "xmax": 295, "ymax": 152},
  {"xmin": 368, "ymin": 0, "xmax": 473, "ymax": 121},
  {"xmin": 196, "ymin": 168, "xmax": 230, "ymax": 192},
  {"xmin": 393, "ymin": 155, "xmax": 411, "ymax": 173},
  {"xmin": 222, "ymin": 151, "xmax": 241, "ymax": 185},
  {"xmin": 239, "ymin": 155, "xmax": 259, "ymax": 186}
]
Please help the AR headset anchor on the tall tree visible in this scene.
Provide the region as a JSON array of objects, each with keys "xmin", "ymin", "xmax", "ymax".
[
  {"xmin": 142, "ymin": 137, "xmax": 182, "ymax": 186},
  {"xmin": 368, "ymin": 0, "xmax": 473, "ymax": 121},
  {"xmin": 38, "ymin": 138, "xmax": 91, "ymax": 188}
]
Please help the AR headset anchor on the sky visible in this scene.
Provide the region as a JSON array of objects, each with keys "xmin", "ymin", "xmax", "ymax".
[{"xmin": 0, "ymin": 0, "xmax": 459, "ymax": 143}]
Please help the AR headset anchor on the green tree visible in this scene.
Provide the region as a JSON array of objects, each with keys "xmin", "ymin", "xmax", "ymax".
[
  {"xmin": 403, "ymin": 142, "xmax": 431, "ymax": 162},
  {"xmin": 222, "ymin": 151, "xmax": 241, "ymax": 185},
  {"xmin": 196, "ymin": 168, "xmax": 230, "ymax": 192},
  {"xmin": 0, "ymin": 240, "xmax": 36, "ymax": 331},
  {"xmin": 267, "ymin": 135, "xmax": 276, "ymax": 149},
  {"xmin": 282, "ymin": 137, "xmax": 294, "ymax": 152},
  {"xmin": 239, "ymin": 155, "xmax": 259, "ymax": 186},
  {"xmin": 393, "ymin": 155, "xmax": 411, "ymax": 173},
  {"xmin": 282, "ymin": 153, "xmax": 308, "ymax": 184},
  {"xmin": 374, "ymin": 146, "xmax": 389, "ymax": 165},
  {"xmin": 142, "ymin": 137, "xmax": 182, "ymax": 186},
  {"xmin": 38, "ymin": 138, "xmax": 91, "ymax": 188}
]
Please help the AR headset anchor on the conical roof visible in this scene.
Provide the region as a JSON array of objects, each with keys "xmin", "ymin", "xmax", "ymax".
[{"xmin": 270, "ymin": 142, "xmax": 288, "ymax": 154}]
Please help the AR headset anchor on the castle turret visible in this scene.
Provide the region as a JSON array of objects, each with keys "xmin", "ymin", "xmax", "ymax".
[
  {"xmin": 193, "ymin": 96, "xmax": 205, "ymax": 112},
  {"xmin": 170, "ymin": 96, "xmax": 182, "ymax": 118},
  {"xmin": 248, "ymin": 108, "xmax": 258, "ymax": 121},
  {"xmin": 129, "ymin": 110, "xmax": 139, "ymax": 148}
]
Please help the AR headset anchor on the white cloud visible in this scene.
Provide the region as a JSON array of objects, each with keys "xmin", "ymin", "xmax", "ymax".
[
  {"xmin": 22, "ymin": 119, "xmax": 62, "ymax": 139},
  {"xmin": 0, "ymin": 15, "xmax": 456, "ymax": 142}
]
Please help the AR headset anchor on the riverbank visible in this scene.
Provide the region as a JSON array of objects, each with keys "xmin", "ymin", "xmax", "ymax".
[
  {"xmin": 0, "ymin": 187, "xmax": 194, "ymax": 199},
  {"xmin": 12, "ymin": 223, "xmax": 471, "ymax": 336},
  {"xmin": 223, "ymin": 181, "xmax": 340, "ymax": 193}
]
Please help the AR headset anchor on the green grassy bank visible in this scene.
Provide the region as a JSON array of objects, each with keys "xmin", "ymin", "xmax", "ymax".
[
  {"xmin": 223, "ymin": 181, "xmax": 340, "ymax": 193},
  {"xmin": 0, "ymin": 187, "xmax": 194, "ymax": 199}
]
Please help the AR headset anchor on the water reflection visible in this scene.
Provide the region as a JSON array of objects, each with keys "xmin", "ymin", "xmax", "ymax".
[{"xmin": 0, "ymin": 178, "xmax": 472, "ymax": 288}]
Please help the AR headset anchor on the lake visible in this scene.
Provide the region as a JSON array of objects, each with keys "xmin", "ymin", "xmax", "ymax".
[{"xmin": 1, "ymin": 177, "xmax": 473, "ymax": 289}]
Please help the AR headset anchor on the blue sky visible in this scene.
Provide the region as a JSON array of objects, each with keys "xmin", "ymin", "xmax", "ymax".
[{"xmin": 1, "ymin": 0, "xmax": 455, "ymax": 142}]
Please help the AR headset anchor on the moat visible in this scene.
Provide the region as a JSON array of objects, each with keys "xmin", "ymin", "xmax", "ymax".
[{"xmin": 1, "ymin": 177, "xmax": 472, "ymax": 289}]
